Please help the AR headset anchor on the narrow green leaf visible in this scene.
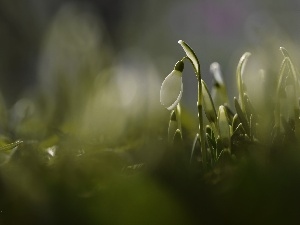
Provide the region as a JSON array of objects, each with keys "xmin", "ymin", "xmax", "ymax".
[
  {"xmin": 232, "ymin": 114, "xmax": 240, "ymax": 132},
  {"xmin": 285, "ymin": 58, "xmax": 299, "ymax": 110},
  {"xmin": 173, "ymin": 129, "xmax": 183, "ymax": 144},
  {"xmin": 190, "ymin": 133, "xmax": 200, "ymax": 164},
  {"xmin": 234, "ymin": 97, "xmax": 250, "ymax": 136},
  {"xmin": 281, "ymin": 115, "xmax": 296, "ymax": 141},
  {"xmin": 206, "ymin": 133, "xmax": 217, "ymax": 163},
  {"xmin": 275, "ymin": 57, "xmax": 289, "ymax": 128},
  {"xmin": 243, "ymin": 93, "xmax": 256, "ymax": 121},
  {"xmin": 206, "ymin": 125, "xmax": 212, "ymax": 137},
  {"xmin": 218, "ymin": 106, "xmax": 230, "ymax": 150},
  {"xmin": 231, "ymin": 123, "xmax": 247, "ymax": 147},
  {"xmin": 233, "ymin": 123, "xmax": 246, "ymax": 136},
  {"xmin": 236, "ymin": 52, "xmax": 251, "ymax": 111},
  {"xmin": 217, "ymin": 149, "xmax": 231, "ymax": 164},
  {"xmin": 201, "ymin": 80, "xmax": 217, "ymax": 124},
  {"xmin": 206, "ymin": 124, "xmax": 216, "ymax": 147},
  {"xmin": 224, "ymin": 104, "xmax": 235, "ymax": 125},
  {"xmin": 280, "ymin": 47, "xmax": 300, "ymax": 91},
  {"xmin": 279, "ymin": 47, "xmax": 290, "ymax": 58}
]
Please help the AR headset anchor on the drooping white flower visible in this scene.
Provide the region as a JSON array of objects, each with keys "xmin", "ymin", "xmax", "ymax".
[
  {"xmin": 210, "ymin": 62, "xmax": 229, "ymax": 107},
  {"xmin": 160, "ymin": 61, "xmax": 184, "ymax": 110}
]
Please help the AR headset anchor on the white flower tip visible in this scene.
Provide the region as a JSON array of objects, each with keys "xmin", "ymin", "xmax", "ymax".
[
  {"xmin": 178, "ymin": 40, "xmax": 183, "ymax": 44},
  {"xmin": 218, "ymin": 106, "xmax": 229, "ymax": 132},
  {"xmin": 219, "ymin": 105, "xmax": 226, "ymax": 114},
  {"xmin": 210, "ymin": 62, "xmax": 220, "ymax": 72},
  {"xmin": 240, "ymin": 52, "xmax": 251, "ymax": 75},
  {"xmin": 210, "ymin": 62, "xmax": 224, "ymax": 85}
]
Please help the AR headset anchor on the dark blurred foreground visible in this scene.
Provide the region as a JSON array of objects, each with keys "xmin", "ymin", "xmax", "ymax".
[{"xmin": 1, "ymin": 138, "xmax": 300, "ymax": 225}]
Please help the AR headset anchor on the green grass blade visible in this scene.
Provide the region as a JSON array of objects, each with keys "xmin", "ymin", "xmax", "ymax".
[
  {"xmin": 201, "ymin": 80, "xmax": 217, "ymax": 124},
  {"xmin": 218, "ymin": 106, "xmax": 231, "ymax": 151},
  {"xmin": 236, "ymin": 52, "xmax": 251, "ymax": 111},
  {"xmin": 234, "ymin": 97, "xmax": 250, "ymax": 136}
]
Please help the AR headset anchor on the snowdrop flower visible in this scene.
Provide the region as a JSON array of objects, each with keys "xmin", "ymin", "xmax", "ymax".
[{"xmin": 160, "ymin": 61, "xmax": 184, "ymax": 110}]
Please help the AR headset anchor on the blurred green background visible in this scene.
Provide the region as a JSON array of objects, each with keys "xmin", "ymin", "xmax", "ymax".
[
  {"xmin": 0, "ymin": 1, "xmax": 300, "ymax": 224},
  {"xmin": 0, "ymin": 0, "xmax": 298, "ymax": 144},
  {"xmin": 1, "ymin": 0, "xmax": 300, "ymax": 107}
]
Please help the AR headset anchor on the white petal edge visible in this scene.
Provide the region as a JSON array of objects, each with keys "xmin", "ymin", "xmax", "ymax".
[
  {"xmin": 167, "ymin": 86, "xmax": 182, "ymax": 110},
  {"xmin": 160, "ymin": 70, "xmax": 183, "ymax": 110}
]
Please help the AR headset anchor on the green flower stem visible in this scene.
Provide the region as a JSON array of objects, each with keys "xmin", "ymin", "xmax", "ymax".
[
  {"xmin": 168, "ymin": 110, "xmax": 177, "ymax": 143},
  {"xmin": 197, "ymin": 81, "xmax": 207, "ymax": 170},
  {"xmin": 275, "ymin": 57, "xmax": 290, "ymax": 130},
  {"xmin": 201, "ymin": 80, "xmax": 219, "ymax": 138},
  {"xmin": 178, "ymin": 41, "xmax": 206, "ymax": 170}
]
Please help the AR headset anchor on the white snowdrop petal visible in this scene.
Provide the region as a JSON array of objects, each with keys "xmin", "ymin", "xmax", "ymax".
[
  {"xmin": 160, "ymin": 70, "xmax": 183, "ymax": 110},
  {"xmin": 210, "ymin": 62, "xmax": 224, "ymax": 85}
]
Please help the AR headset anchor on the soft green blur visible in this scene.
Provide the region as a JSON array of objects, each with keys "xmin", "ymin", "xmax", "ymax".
[{"xmin": 0, "ymin": 1, "xmax": 300, "ymax": 225}]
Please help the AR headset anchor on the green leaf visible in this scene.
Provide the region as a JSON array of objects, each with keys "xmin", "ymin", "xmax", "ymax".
[
  {"xmin": 224, "ymin": 104, "xmax": 235, "ymax": 125},
  {"xmin": 232, "ymin": 114, "xmax": 241, "ymax": 132},
  {"xmin": 206, "ymin": 133, "xmax": 217, "ymax": 163},
  {"xmin": 286, "ymin": 58, "xmax": 299, "ymax": 109},
  {"xmin": 190, "ymin": 133, "xmax": 200, "ymax": 164},
  {"xmin": 173, "ymin": 129, "xmax": 183, "ymax": 144},
  {"xmin": 217, "ymin": 149, "xmax": 231, "ymax": 164},
  {"xmin": 231, "ymin": 123, "xmax": 248, "ymax": 149},
  {"xmin": 216, "ymin": 137, "xmax": 224, "ymax": 159},
  {"xmin": 243, "ymin": 93, "xmax": 256, "ymax": 121},
  {"xmin": 236, "ymin": 52, "xmax": 251, "ymax": 111},
  {"xmin": 275, "ymin": 57, "xmax": 289, "ymax": 127},
  {"xmin": 234, "ymin": 97, "xmax": 250, "ymax": 136},
  {"xmin": 232, "ymin": 123, "xmax": 246, "ymax": 136},
  {"xmin": 218, "ymin": 105, "xmax": 230, "ymax": 150},
  {"xmin": 279, "ymin": 47, "xmax": 291, "ymax": 58},
  {"xmin": 280, "ymin": 48, "xmax": 300, "ymax": 94},
  {"xmin": 201, "ymin": 80, "xmax": 217, "ymax": 124},
  {"xmin": 206, "ymin": 125, "xmax": 216, "ymax": 149}
]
